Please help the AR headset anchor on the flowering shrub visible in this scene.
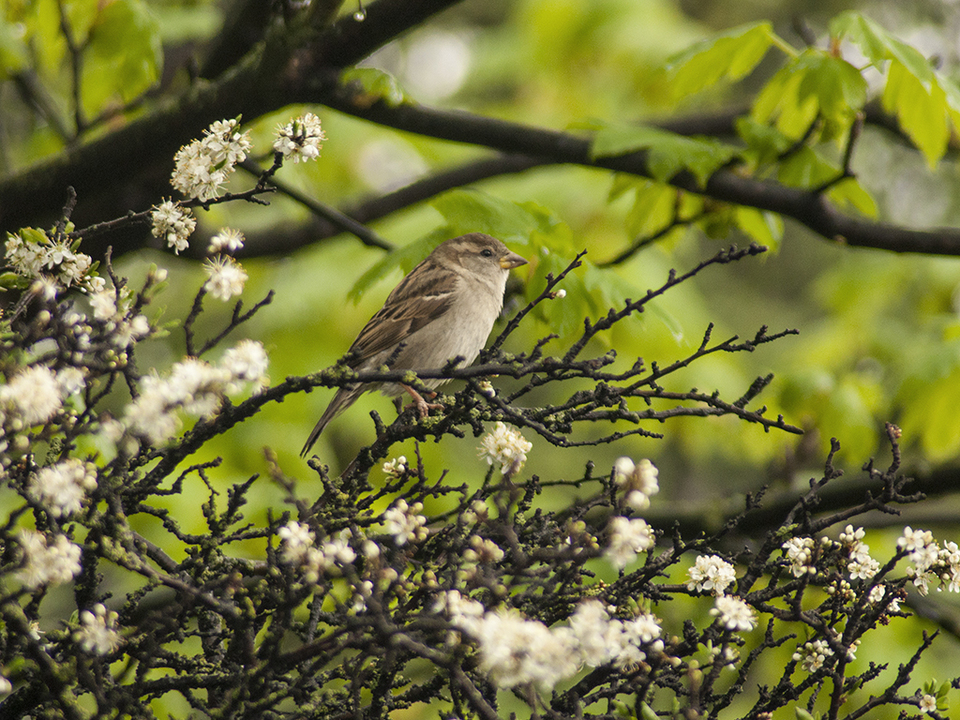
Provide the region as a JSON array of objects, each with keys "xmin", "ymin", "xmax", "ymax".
[{"xmin": 0, "ymin": 117, "xmax": 956, "ymax": 720}]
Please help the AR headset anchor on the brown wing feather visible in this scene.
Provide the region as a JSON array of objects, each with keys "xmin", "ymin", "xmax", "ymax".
[{"xmin": 346, "ymin": 258, "xmax": 457, "ymax": 364}]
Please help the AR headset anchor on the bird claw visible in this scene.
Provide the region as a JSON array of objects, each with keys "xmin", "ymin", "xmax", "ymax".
[{"xmin": 402, "ymin": 385, "xmax": 442, "ymax": 419}]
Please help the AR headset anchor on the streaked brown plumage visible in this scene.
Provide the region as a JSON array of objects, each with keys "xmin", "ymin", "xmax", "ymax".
[{"xmin": 301, "ymin": 233, "xmax": 528, "ymax": 456}]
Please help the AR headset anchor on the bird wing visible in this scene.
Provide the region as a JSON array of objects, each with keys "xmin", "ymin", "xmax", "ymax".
[{"xmin": 346, "ymin": 257, "xmax": 457, "ymax": 364}]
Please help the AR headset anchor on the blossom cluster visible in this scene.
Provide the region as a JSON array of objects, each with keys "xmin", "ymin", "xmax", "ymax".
[
  {"xmin": 27, "ymin": 458, "xmax": 98, "ymax": 517},
  {"xmin": 478, "ymin": 421, "xmax": 532, "ymax": 475},
  {"xmin": 122, "ymin": 339, "xmax": 269, "ymax": 446},
  {"xmin": 273, "ymin": 112, "xmax": 326, "ymax": 162},
  {"xmin": 278, "ymin": 521, "xmax": 358, "ymax": 584},
  {"xmin": 899, "ymin": 526, "xmax": 960, "ymax": 595},
  {"xmin": 613, "ymin": 456, "xmax": 659, "ymax": 510},
  {"xmin": 383, "ymin": 499, "xmax": 428, "ymax": 546},
  {"xmin": 75, "ymin": 603, "xmax": 121, "ymax": 656},
  {"xmin": 150, "ymin": 200, "xmax": 197, "ymax": 254},
  {"xmin": 435, "ymin": 591, "xmax": 663, "ymax": 689},
  {"xmin": 15, "ymin": 530, "xmax": 82, "ymax": 589},
  {"xmin": 4, "ymin": 229, "xmax": 94, "ymax": 290},
  {"xmin": 171, "ymin": 118, "xmax": 252, "ymax": 201}
]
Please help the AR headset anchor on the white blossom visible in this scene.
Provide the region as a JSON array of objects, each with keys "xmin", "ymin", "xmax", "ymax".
[
  {"xmin": 464, "ymin": 535, "xmax": 504, "ymax": 565},
  {"xmin": 710, "ymin": 595, "xmax": 756, "ymax": 632},
  {"xmin": 919, "ymin": 693, "xmax": 938, "ymax": 714},
  {"xmin": 124, "ymin": 358, "xmax": 229, "ymax": 444},
  {"xmin": 568, "ymin": 599, "xmax": 623, "ymax": 666},
  {"xmin": 113, "ymin": 314, "xmax": 151, "ymax": 348},
  {"xmin": 793, "ymin": 638, "xmax": 834, "ymax": 673},
  {"xmin": 613, "ymin": 457, "xmax": 659, "ymax": 510},
  {"xmin": 383, "ymin": 499, "xmax": 427, "ymax": 546},
  {"xmin": 220, "ymin": 339, "xmax": 269, "ymax": 391},
  {"xmin": 278, "ymin": 521, "xmax": 315, "ymax": 565},
  {"xmin": 273, "ymin": 113, "xmax": 326, "ymax": 162},
  {"xmin": 5, "ymin": 231, "xmax": 45, "ymax": 277},
  {"xmin": 88, "ymin": 289, "xmax": 117, "ymax": 320},
  {"xmin": 848, "ymin": 555, "xmax": 880, "ymax": 580},
  {"xmin": 28, "ymin": 458, "xmax": 97, "ymax": 517},
  {"xmin": 16, "ymin": 530, "xmax": 82, "ymax": 588},
  {"xmin": 75, "ymin": 603, "xmax": 121, "ymax": 655},
  {"xmin": 477, "ymin": 421, "xmax": 532, "ymax": 474},
  {"xmin": 899, "ymin": 527, "xmax": 942, "ymax": 595},
  {"xmin": 782, "ymin": 536, "xmax": 817, "ymax": 577},
  {"xmin": 171, "ymin": 118, "xmax": 251, "ymax": 200},
  {"xmin": 1, "ymin": 365, "xmax": 61, "ymax": 425},
  {"xmin": 207, "ymin": 228, "xmax": 245, "ymax": 255},
  {"xmin": 57, "ymin": 367, "xmax": 86, "ymax": 397},
  {"xmin": 605, "ymin": 516, "xmax": 655, "ymax": 569},
  {"xmin": 687, "ymin": 555, "xmax": 737, "ymax": 596},
  {"xmin": 204, "ymin": 255, "xmax": 247, "ymax": 301},
  {"xmin": 5, "ymin": 231, "xmax": 94, "ymax": 287},
  {"xmin": 437, "ymin": 593, "xmax": 664, "ymax": 689},
  {"xmin": 150, "ymin": 200, "xmax": 196, "ymax": 253},
  {"xmin": 434, "ymin": 589, "xmax": 487, "ymax": 637},
  {"xmin": 473, "ymin": 608, "xmax": 578, "ymax": 689},
  {"xmin": 381, "ymin": 456, "xmax": 408, "ymax": 478},
  {"xmin": 0, "ymin": 675, "xmax": 10, "ymax": 695},
  {"xmin": 321, "ymin": 530, "xmax": 357, "ymax": 567}
]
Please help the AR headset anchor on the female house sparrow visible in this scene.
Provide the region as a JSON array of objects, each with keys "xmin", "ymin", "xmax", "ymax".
[{"xmin": 301, "ymin": 233, "xmax": 528, "ymax": 456}]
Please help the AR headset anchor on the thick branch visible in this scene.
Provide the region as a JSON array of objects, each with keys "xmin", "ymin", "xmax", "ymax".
[
  {"xmin": 318, "ymin": 89, "xmax": 960, "ymax": 256},
  {"xmin": 0, "ymin": 0, "xmax": 465, "ymax": 243}
]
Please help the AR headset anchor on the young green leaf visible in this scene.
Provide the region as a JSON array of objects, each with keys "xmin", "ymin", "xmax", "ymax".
[
  {"xmin": 882, "ymin": 60, "xmax": 949, "ymax": 168},
  {"xmin": 84, "ymin": 0, "xmax": 162, "ymax": 115},
  {"xmin": 340, "ymin": 67, "xmax": 411, "ymax": 107},
  {"xmin": 431, "ymin": 188, "xmax": 541, "ymax": 244},
  {"xmin": 592, "ymin": 124, "xmax": 737, "ymax": 186},
  {"xmin": 663, "ymin": 22, "xmax": 783, "ymax": 99}
]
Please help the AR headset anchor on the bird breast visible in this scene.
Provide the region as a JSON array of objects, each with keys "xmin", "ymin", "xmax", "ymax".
[{"xmin": 379, "ymin": 271, "xmax": 506, "ymax": 396}]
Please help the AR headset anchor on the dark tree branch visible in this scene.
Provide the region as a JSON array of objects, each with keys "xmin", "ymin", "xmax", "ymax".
[
  {"xmin": 0, "ymin": 0, "xmax": 466, "ymax": 243},
  {"xmin": 318, "ymin": 86, "xmax": 960, "ymax": 256}
]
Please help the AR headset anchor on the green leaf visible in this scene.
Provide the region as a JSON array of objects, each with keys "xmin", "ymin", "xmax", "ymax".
[
  {"xmin": 0, "ymin": 20, "xmax": 29, "ymax": 78},
  {"xmin": 753, "ymin": 62, "xmax": 818, "ymax": 139},
  {"xmin": 83, "ymin": 0, "xmax": 161, "ymax": 115},
  {"xmin": 795, "ymin": 52, "xmax": 867, "ymax": 129},
  {"xmin": 18, "ymin": 227, "xmax": 49, "ymax": 245},
  {"xmin": 753, "ymin": 50, "xmax": 865, "ymax": 140},
  {"xmin": 340, "ymin": 67, "xmax": 410, "ymax": 107},
  {"xmin": 832, "ymin": 12, "xmax": 952, "ymax": 166},
  {"xmin": 639, "ymin": 702, "xmax": 659, "ymax": 720},
  {"xmin": 882, "ymin": 60, "xmax": 949, "ymax": 168},
  {"xmin": 734, "ymin": 207, "xmax": 783, "ymax": 251},
  {"xmin": 663, "ymin": 22, "xmax": 780, "ymax": 99},
  {"xmin": 795, "ymin": 709, "xmax": 817, "ymax": 720},
  {"xmin": 830, "ymin": 11, "xmax": 934, "ymax": 85},
  {"xmin": 591, "ymin": 124, "xmax": 737, "ymax": 185},
  {"xmin": 625, "ymin": 181, "xmax": 678, "ymax": 238},
  {"xmin": 827, "ymin": 177, "xmax": 878, "ymax": 218},
  {"xmin": 0, "ymin": 271, "xmax": 28, "ymax": 291},
  {"xmin": 431, "ymin": 189, "xmax": 542, "ymax": 244},
  {"xmin": 778, "ymin": 146, "xmax": 836, "ymax": 188},
  {"xmin": 735, "ymin": 117, "xmax": 794, "ymax": 165}
]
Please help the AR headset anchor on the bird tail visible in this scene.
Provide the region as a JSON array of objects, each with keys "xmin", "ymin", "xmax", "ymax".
[{"xmin": 300, "ymin": 385, "xmax": 362, "ymax": 457}]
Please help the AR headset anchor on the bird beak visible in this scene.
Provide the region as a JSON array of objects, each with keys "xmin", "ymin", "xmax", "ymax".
[{"xmin": 500, "ymin": 251, "xmax": 528, "ymax": 270}]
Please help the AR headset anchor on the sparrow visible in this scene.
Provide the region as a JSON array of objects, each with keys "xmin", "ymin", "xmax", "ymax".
[{"xmin": 301, "ymin": 233, "xmax": 528, "ymax": 456}]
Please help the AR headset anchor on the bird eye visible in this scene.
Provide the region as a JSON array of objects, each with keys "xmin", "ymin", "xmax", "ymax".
[{"xmin": 481, "ymin": 248, "xmax": 494, "ymax": 257}]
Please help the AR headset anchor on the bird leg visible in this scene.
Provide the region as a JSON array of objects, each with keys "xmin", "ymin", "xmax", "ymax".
[{"xmin": 401, "ymin": 384, "xmax": 443, "ymax": 418}]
